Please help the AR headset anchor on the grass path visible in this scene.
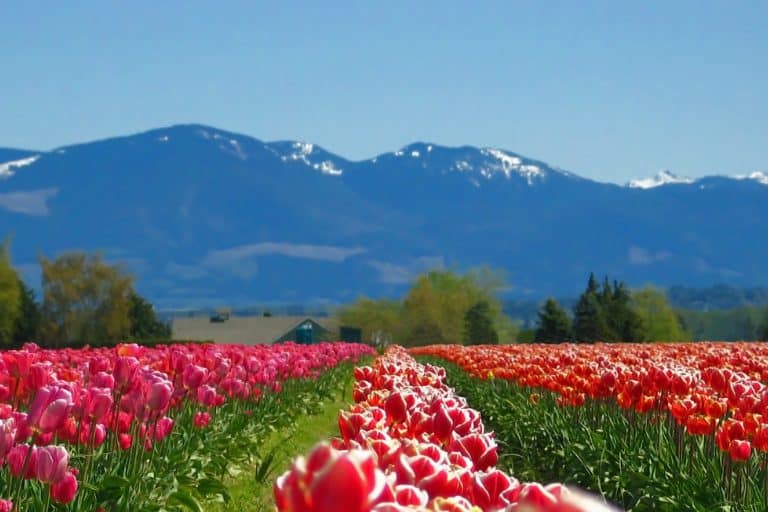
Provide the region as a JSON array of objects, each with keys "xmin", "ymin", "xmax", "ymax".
[{"xmin": 206, "ymin": 366, "xmax": 357, "ymax": 512}]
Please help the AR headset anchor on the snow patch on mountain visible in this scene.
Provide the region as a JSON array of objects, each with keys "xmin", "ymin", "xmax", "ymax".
[
  {"xmin": 453, "ymin": 161, "xmax": 472, "ymax": 172},
  {"xmin": 0, "ymin": 155, "xmax": 40, "ymax": 178},
  {"xmin": 734, "ymin": 171, "xmax": 768, "ymax": 186},
  {"xmin": 628, "ymin": 170, "xmax": 694, "ymax": 189},
  {"xmin": 280, "ymin": 142, "xmax": 315, "ymax": 165},
  {"xmin": 278, "ymin": 142, "xmax": 342, "ymax": 175},
  {"xmin": 480, "ymin": 148, "xmax": 543, "ymax": 184},
  {"xmin": 315, "ymin": 160, "xmax": 342, "ymax": 176}
]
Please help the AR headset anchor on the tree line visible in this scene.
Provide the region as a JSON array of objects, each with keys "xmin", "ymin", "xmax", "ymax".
[
  {"xmin": 0, "ymin": 240, "xmax": 170, "ymax": 348},
  {"xmin": 337, "ymin": 268, "xmax": 517, "ymax": 347},
  {"xmin": 532, "ymin": 273, "xmax": 768, "ymax": 343}
]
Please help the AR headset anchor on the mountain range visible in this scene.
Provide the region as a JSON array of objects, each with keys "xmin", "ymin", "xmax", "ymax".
[{"xmin": 1, "ymin": 124, "xmax": 766, "ymax": 309}]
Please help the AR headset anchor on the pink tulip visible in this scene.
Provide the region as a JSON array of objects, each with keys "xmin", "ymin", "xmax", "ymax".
[
  {"xmin": 35, "ymin": 445, "xmax": 69, "ymax": 484},
  {"xmin": 0, "ymin": 499, "xmax": 12, "ymax": 512},
  {"xmin": 147, "ymin": 380, "xmax": 173, "ymax": 411},
  {"xmin": 91, "ymin": 371, "xmax": 115, "ymax": 389},
  {"xmin": 85, "ymin": 387, "xmax": 114, "ymax": 420},
  {"xmin": 27, "ymin": 385, "xmax": 73, "ymax": 434},
  {"xmin": 182, "ymin": 365, "xmax": 208, "ymax": 389},
  {"xmin": 113, "ymin": 357, "xmax": 140, "ymax": 392},
  {"xmin": 0, "ymin": 417, "xmax": 16, "ymax": 462},
  {"xmin": 154, "ymin": 416, "xmax": 174, "ymax": 442}
]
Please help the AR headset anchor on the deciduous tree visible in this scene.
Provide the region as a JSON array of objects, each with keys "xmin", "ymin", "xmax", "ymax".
[
  {"xmin": 337, "ymin": 297, "xmax": 403, "ymax": 347},
  {"xmin": 40, "ymin": 252, "xmax": 133, "ymax": 347},
  {"xmin": 631, "ymin": 286, "xmax": 691, "ymax": 342},
  {"xmin": 0, "ymin": 239, "xmax": 21, "ymax": 346}
]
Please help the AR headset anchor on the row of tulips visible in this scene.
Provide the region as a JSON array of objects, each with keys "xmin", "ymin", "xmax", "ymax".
[
  {"xmin": 411, "ymin": 343, "xmax": 768, "ymax": 509},
  {"xmin": 0, "ymin": 341, "xmax": 375, "ymax": 511},
  {"xmin": 274, "ymin": 346, "xmax": 618, "ymax": 511}
]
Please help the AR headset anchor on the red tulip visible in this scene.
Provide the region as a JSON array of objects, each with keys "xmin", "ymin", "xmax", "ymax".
[
  {"xmin": 275, "ymin": 443, "xmax": 392, "ymax": 512},
  {"xmin": 193, "ymin": 411, "xmax": 211, "ymax": 429},
  {"xmin": 729, "ymin": 439, "xmax": 752, "ymax": 462},
  {"xmin": 8, "ymin": 444, "xmax": 37, "ymax": 479},
  {"xmin": 50, "ymin": 470, "xmax": 78, "ymax": 504}
]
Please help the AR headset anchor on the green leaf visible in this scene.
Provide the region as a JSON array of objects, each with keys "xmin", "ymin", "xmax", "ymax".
[
  {"xmin": 100, "ymin": 475, "xmax": 131, "ymax": 490},
  {"xmin": 197, "ymin": 478, "xmax": 231, "ymax": 502},
  {"xmin": 167, "ymin": 490, "xmax": 204, "ymax": 512}
]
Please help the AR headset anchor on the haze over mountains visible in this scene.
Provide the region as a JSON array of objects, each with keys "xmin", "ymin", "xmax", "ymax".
[{"xmin": 1, "ymin": 124, "xmax": 766, "ymax": 308}]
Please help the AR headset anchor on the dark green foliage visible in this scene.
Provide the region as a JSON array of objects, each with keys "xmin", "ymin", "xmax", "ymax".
[
  {"xmin": 586, "ymin": 272, "xmax": 600, "ymax": 295},
  {"xmin": 676, "ymin": 305, "xmax": 764, "ymax": 341},
  {"xmin": 13, "ymin": 278, "xmax": 42, "ymax": 345},
  {"xmin": 760, "ymin": 313, "xmax": 768, "ymax": 341},
  {"xmin": 604, "ymin": 281, "xmax": 645, "ymax": 342},
  {"xmin": 128, "ymin": 292, "xmax": 171, "ymax": 341},
  {"xmin": 516, "ymin": 328, "xmax": 536, "ymax": 343},
  {"xmin": 534, "ymin": 298, "xmax": 572, "ymax": 343},
  {"xmin": 572, "ymin": 274, "xmax": 648, "ymax": 343},
  {"xmin": 463, "ymin": 300, "xmax": 499, "ymax": 345},
  {"xmin": 572, "ymin": 291, "xmax": 609, "ymax": 342}
]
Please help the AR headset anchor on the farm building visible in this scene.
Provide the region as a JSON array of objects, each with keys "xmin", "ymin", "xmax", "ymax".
[{"xmin": 171, "ymin": 315, "xmax": 339, "ymax": 345}]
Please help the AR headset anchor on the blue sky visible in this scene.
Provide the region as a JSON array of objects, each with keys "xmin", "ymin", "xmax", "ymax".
[{"xmin": 1, "ymin": 1, "xmax": 766, "ymax": 184}]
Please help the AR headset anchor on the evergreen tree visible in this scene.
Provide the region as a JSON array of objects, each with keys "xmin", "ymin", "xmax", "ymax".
[
  {"xmin": 534, "ymin": 298, "xmax": 572, "ymax": 343},
  {"xmin": 13, "ymin": 278, "xmax": 41, "ymax": 345},
  {"xmin": 128, "ymin": 292, "xmax": 171, "ymax": 341},
  {"xmin": 586, "ymin": 273, "xmax": 600, "ymax": 295},
  {"xmin": 463, "ymin": 300, "xmax": 499, "ymax": 345},
  {"xmin": 573, "ymin": 291, "xmax": 609, "ymax": 343},
  {"xmin": 606, "ymin": 281, "xmax": 644, "ymax": 342}
]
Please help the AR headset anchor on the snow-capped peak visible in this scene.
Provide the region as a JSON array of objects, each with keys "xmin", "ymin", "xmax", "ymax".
[
  {"xmin": 627, "ymin": 170, "xmax": 693, "ymax": 189},
  {"xmin": 0, "ymin": 155, "xmax": 40, "ymax": 179},
  {"xmin": 278, "ymin": 141, "xmax": 342, "ymax": 176},
  {"xmin": 479, "ymin": 148, "xmax": 543, "ymax": 185},
  {"xmin": 734, "ymin": 171, "xmax": 768, "ymax": 186}
]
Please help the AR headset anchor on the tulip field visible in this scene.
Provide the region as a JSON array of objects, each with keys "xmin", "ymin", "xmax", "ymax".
[
  {"xmin": 0, "ymin": 341, "xmax": 374, "ymax": 511},
  {"xmin": 274, "ymin": 346, "xmax": 613, "ymax": 511},
  {"xmin": 412, "ymin": 343, "xmax": 768, "ymax": 511},
  {"xmin": 4, "ymin": 340, "xmax": 768, "ymax": 511}
]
